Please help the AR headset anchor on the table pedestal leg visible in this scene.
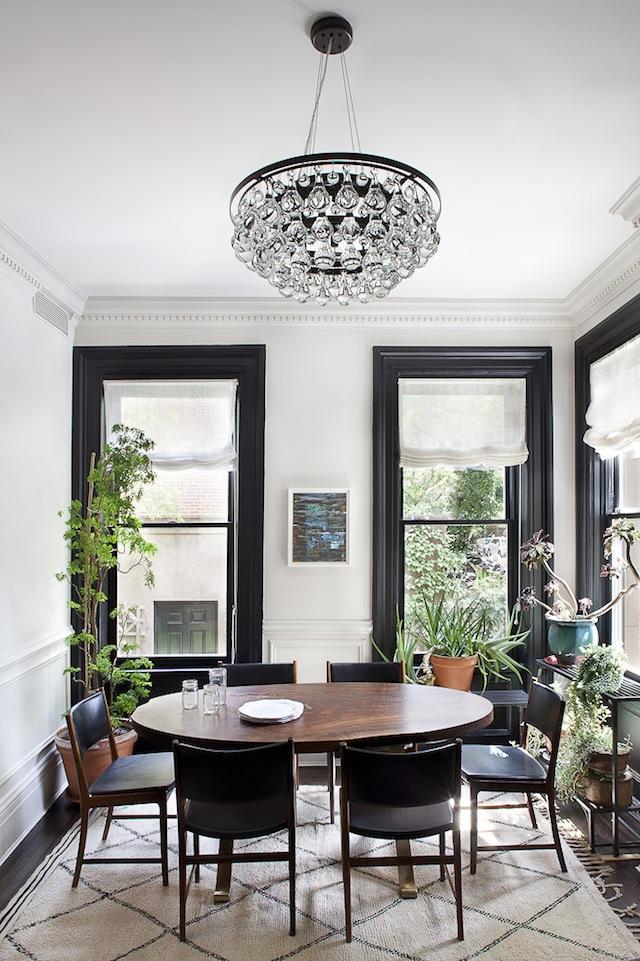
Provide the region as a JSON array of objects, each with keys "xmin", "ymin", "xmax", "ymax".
[
  {"xmin": 396, "ymin": 839, "xmax": 417, "ymax": 898},
  {"xmin": 213, "ymin": 839, "xmax": 233, "ymax": 903}
]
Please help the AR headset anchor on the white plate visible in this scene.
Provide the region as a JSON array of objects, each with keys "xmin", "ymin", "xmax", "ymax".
[{"xmin": 238, "ymin": 699, "xmax": 305, "ymax": 724}]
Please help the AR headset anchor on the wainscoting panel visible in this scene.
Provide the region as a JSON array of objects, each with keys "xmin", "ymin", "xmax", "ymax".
[
  {"xmin": 0, "ymin": 628, "xmax": 70, "ymax": 865},
  {"xmin": 263, "ymin": 619, "xmax": 372, "ymax": 682}
]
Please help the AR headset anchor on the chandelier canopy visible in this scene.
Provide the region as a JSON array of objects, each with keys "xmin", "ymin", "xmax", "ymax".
[{"xmin": 230, "ymin": 16, "xmax": 441, "ymax": 306}]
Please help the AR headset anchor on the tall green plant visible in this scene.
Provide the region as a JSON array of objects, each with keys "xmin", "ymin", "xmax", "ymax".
[{"xmin": 57, "ymin": 425, "xmax": 157, "ymax": 715}]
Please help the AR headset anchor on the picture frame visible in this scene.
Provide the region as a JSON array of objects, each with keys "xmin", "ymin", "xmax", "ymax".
[{"xmin": 287, "ymin": 488, "xmax": 350, "ymax": 566}]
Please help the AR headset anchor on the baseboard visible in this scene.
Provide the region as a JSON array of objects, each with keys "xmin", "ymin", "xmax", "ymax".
[{"xmin": 0, "ymin": 737, "xmax": 67, "ymax": 866}]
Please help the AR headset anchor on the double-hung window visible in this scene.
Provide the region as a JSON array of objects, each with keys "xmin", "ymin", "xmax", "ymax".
[{"xmin": 373, "ymin": 347, "xmax": 553, "ymax": 682}]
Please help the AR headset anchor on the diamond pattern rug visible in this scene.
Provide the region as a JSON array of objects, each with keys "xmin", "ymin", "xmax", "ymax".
[{"xmin": 1, "ymin": 788, "xmax": 638, "ymax": 961}]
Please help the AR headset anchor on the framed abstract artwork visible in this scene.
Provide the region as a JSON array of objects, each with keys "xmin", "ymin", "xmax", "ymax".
[{"xmin": 287, "ymin": 489, "xmax": 350, "ymax": 566}]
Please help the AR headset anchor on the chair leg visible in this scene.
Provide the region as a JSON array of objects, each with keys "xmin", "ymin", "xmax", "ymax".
[
  {"xmin": 453, "ymin": 829, "xmax": 464, "ymax": 942},
  {"xmin": 101, "ymin": 806, "xmax": 114, "ymax": 842},
  {"xmin": 340, "ymin": 803, "xmax": 352, "ymax": 942},
  {"xmin": 288, "ymin": 824, "xmax": 296, "ymax": 936},
  {"xmin": 546, "ymin": 791, "xmax": 567, "ymax": 873},
  {"xmin": 193, "ymin": 833, "xmax": 200, "ymax": 883},
  {"xmin": 178, "ymin": 827, "xmax": 187, "ymax": 942},
  {"xmin": 328, "ymin": 752, "xmax": 335, "ymax": 824},
  {"xmin": 439, "ymin": 832, "xmax": 446, "ymax": 881},
  {"xmin": 469, "ymin": 785, "xmax": 478, "ymax": 876},
  {"xmin": 72, "ymin": 808, "xmax": 89, "ymax": 888},
  {"xmin": 526, "ymin": 793, "xmax": 538, "ymax": 830},
  {"xmin": 159, "ymin": 796, "xmax": 169, "ymax": 887}
]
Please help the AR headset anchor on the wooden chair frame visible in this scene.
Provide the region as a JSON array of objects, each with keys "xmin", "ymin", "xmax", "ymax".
[
  {"xmin": 463, "ymin": 681, "xmax": 567, "ymax": 874},
  {"xmin": 339, "ymin": 739, "xmax": 463, "ymax": 944},
  {"xmin": 66, "ymin": 689, "xmax": 172, "ymax": 888},
  {"xmin": 174, "ymin": 739, "xmax": 298, "ymax": 942}
]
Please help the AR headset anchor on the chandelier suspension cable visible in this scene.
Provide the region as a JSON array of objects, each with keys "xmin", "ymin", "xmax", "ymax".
[
  {"xmin": 303, "ymin": 38, "xmax": 333, "ymax": 155},
  {"xmin": 339, "ymin": 52, "xmax": 362, "ymax": 153}
]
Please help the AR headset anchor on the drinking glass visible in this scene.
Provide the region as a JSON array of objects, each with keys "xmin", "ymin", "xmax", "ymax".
[
  {"xmin": 208, "ymin": 664, "xmax": 227, "ymax": 706},
  {"xmin": 181, "ymin": 679, "xmax": 199, "ymax": 710},
  {"xmin": 203, "ymin": 683, "xmax": 221, "ymax": 716}
]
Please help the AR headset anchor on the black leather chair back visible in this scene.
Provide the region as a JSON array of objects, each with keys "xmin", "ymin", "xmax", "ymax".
[
  {"xmin": 525, "ymin": 681, "xmax": 565, "ymax": 745},
  {"xmin": 68, "ymin": 690, "xmax": 112, "ymax": 757},
  {"xmin": 227, "ymin": 662, "xmax": 296, "ymax": 686},
  {"xmin": 173, "ymin": 740, "xmax": 294, "ymax": 807},
  {"xmin": 328, "ymin": 661, "xmax": 404, "ymax": 684},
  {"xmin": 342, "ymin": 739, "xmax": 461, "ymax": 808}
]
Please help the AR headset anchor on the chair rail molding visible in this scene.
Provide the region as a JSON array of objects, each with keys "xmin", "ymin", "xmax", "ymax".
[
  {"xmin": 263, "ymin": 619, "xmax": 372, "ymax": 684},
  {"xmin": 0, "ymin": 628, "xmax": 70, "ymax": 691}
]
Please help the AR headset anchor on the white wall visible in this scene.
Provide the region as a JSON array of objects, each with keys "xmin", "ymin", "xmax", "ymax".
[
  {"xmin": 76, "ymin": 314, "xmax": 576, "ymax": 681},
  {"xmin": 0, "ymin": 264, "xmax": 74, "ymax": 863}
]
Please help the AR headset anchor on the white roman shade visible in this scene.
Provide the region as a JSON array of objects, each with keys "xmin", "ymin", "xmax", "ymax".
[
  {"xmin": 399, "ymin": 377, "xmax": 528, "ymax": 468},
  {"xmin": 584, "ymin": 333, "xmax": 640, "ymax": 458},
  {"xmin": 104, "ymin": 380, "xmax": 238, "ymax": 470}
]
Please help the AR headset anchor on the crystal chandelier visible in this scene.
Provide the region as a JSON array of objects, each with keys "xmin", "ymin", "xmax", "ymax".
[{"xmin": 230, "ymin": 15, "xmax": 441, "ymax": 306}]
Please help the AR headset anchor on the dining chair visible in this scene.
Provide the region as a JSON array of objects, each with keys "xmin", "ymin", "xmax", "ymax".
[
  {"xmin": 172, "ymin": 739, "xmax": 297, "ymax": 941},
  {"xmin": 339, "ymin": 739, "xmax": 463, "ymax": 943},
  {"xmin": 66, "ymin": 689, "xmax": 175, "ymax": 888},
  {"xmin": 325, "ymin": 660, "xmax": 404, "ymax": 822},
  {"xmin": 226, "ymin": 661, "xmax": 297, "ymax": 686},
  {"xmin": 461, "ymin": 679, "xmax": 567, "ymax": 873}
]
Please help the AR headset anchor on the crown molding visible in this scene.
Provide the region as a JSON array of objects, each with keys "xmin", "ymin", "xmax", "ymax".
[
  {"xmin": 0, "ymin": 219, "xmax": 86, "ymax": 321},
  {"xmin": 567, "ymin": 231, "xmax": 640, "ymax": 337},
  {"xmin": 79, "ymin": 295, "xmax": 572, "ymax": 330}
]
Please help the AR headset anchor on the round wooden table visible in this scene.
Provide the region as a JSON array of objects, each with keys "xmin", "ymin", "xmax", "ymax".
[
  {"xmin": 132, "ymin": 682, "xmax": 493, "ymax": 903},
  {"xmin": 131, "ymin": 682, "xmax": 494, "ymax": 752}
]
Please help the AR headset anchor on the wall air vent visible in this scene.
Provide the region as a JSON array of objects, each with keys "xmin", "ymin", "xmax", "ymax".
[{"xmin": 32, "ymin": 288, "xmax": 73, "ymax": 336}]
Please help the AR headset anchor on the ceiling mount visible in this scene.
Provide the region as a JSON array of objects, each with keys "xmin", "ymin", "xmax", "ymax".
[{"xmin": 310, "ymin": 15, "xmax": 353, "ymax": 54}]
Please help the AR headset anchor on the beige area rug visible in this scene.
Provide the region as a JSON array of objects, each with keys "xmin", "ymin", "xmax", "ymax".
[{"xmin": 1, "ymin": 788, "xmax": 639, "ymax": 961}]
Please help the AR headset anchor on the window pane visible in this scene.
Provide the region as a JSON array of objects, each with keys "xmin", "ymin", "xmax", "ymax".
[
  {"xmin": 402, "ymin": 466, "xmax": 505, "ymax": 520},
  {"xmin": 117, "ymin": 527, "xmax": 228, "ymax": 657},
  {"xmin": 611, "ymin": 520, "xmax": 640, "ymax": 671},
  {"xmin": 136, "ymin": 468, "xmax": 230, "ymax": 523},
  {"xmin": 616, "ymin": 454, "xmax": 640, "ymax": 512},
  {"xmin": 404, "ymin": 523, "xmax": 508, "ymax": 638}
]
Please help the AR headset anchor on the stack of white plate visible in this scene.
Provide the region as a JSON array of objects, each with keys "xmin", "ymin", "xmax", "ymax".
[{"xmin": 237, "ymin": 699, "xmax": 304, "ymax": 725}]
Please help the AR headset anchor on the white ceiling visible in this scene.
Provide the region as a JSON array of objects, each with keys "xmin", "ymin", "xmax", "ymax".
[{"xmin": 1, "ymin": 0, "xmax": 639, "ymax": 300}]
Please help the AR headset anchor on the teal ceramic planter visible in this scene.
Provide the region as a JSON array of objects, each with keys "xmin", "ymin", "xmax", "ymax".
[{"xmin": 547, "ymin": 618, "xmax": 598, "ymax": 664}]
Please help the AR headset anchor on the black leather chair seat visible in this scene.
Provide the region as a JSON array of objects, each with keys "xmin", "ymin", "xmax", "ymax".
[
  {"xmin": 90, "ymin": 753, "xmax": 175, "ymax": 795},
  {"xmin": 349, "ymin": 798, "xmax": 454, "ymax": 840},
  {"xmin": 184, "ymin": 796, "xmax": 289, "ymax": 840},
  {"xmin": 462, "ymin": 744, "xmax": 547, "ymax": 783}
]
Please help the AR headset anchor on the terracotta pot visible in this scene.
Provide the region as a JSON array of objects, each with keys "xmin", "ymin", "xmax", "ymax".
[
  {"xmin": 54, "ymin": 725, "xmax": 138, "ymax": 802},
  {"xmin": 430, "ymin": 654, "xmax": 478, "ymax": 691},
  {"xmin": 588, "ymin": 748, "xmax": 631, "ymax": 776},
  {"xmin": 582, "ymin": 770, "xmax": 633, "ymax": 809}
]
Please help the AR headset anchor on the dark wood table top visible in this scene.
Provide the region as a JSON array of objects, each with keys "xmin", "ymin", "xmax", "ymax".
[{"xmin": 131, "ymin": 682, "xmax": 494, "ymax": 752}]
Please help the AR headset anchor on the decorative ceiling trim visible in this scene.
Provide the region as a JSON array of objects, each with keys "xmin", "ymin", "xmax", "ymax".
[
  {"xmin": 0, "ymin": 219, "xmax": 86, "ymax": 322},
  {"xmin": 567, "ymin": 231, "xmax": 640, "ymax": 336},
  {"xmin": 78, "ymin": 309, "xmax": 572, "ymax": 329}
]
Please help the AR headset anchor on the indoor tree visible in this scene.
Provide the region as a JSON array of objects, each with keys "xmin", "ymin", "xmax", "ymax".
[{"xmin": 57, "ymin": 424, "xmax": 157, "ymax": 718}]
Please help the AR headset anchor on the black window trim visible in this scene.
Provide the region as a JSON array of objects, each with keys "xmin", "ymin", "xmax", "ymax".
[
  {"xmin": 72, "ymin": 344, "xmax": 265, "ymax": 692},
  {"xmin": 575, "ymin": 292, "xmax": 640, "ymax": 655},
  {"xmin": 372, "ymin": 346, "xmax": 554, "ymax": 677}
]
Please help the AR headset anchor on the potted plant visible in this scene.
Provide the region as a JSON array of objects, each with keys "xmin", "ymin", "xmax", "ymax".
[
  {"xmin": 555, "ymin": 644, "xmax": 632, "ymax": 807},
  {"xmin": 377, "ymin": 595, "xmax": 528, "ymax": 691},
  {"xmin": 518, "ymin": 522, "xmax": 640, "ymax": 663},
  {"xmin": 373, "ymin": 611, "xmax": 435, "ymax": 684},
  {"xmin": 54, "ymin": 425, "xmax": 157, "ymax": 800}
]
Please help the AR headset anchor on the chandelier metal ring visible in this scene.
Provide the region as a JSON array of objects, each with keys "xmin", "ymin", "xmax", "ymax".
[{"xmin": 230, "ymin": 151, "xmax": 442, "ymax": 306}]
